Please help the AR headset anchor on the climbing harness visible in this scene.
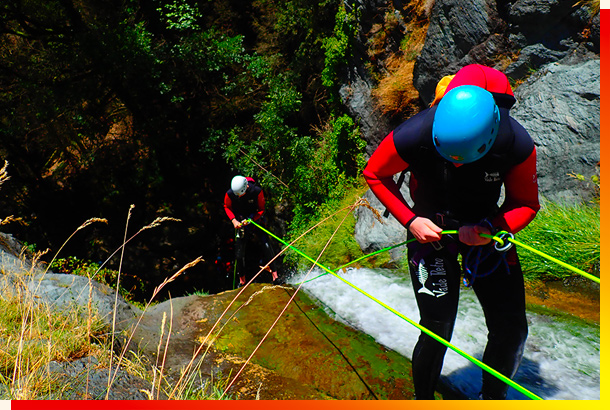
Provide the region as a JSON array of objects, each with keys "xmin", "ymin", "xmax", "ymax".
[
  {"xmin": 463, "ymin": 245, "xmax": 508, "ymax": 287},
  {"xmin": 462, "ymin": 232, "xmax": 514, "ymax": 287}
]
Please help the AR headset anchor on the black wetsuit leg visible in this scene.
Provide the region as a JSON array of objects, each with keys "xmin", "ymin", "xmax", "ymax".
[
  {"xmin": 471, "ymin": 248, "xmax": 528, "ymax": 399},
  {"xmin": 234, "ymin": 228, "xmax": 247, "ymax": 279},
  {"xmin": 257, "ymin": 229, "xmax": 279, "ymax": 272},
  {"xmin": 408, "ymin": 240, "xmax": 462, "ymax": 400}
]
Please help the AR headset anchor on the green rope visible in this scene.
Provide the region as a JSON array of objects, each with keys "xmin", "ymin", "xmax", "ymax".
[
  {"xmin": 505, "ymin": 235, "xmax": 600, "ymax": 283},
  {"xmin": 467, "ymin": 230, "xmax": 599, "ymax": 283},
  {"xmin": 301, "ymin": 238, "xmax": 414, "ymax": 284},
  {"xmin": 247, "ymin": 219, "xmax": 543, "ymax": 400},
  {"xmin": 423, "ymin": 230, "xmax": 599, "ymax": 284}
]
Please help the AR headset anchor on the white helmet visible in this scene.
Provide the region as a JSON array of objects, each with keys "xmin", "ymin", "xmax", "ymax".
[{"xmin": 231, "ymin": 175, "xmax": 248, "ymax": 196}]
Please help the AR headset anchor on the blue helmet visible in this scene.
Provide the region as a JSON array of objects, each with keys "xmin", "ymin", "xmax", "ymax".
[{"xmin": 432, "ymin": 85, "xmax": 500, "ymax": 164}]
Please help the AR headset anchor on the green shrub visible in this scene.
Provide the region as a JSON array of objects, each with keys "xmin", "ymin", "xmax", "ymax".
[{"xmin": 287, "ymin": 180, "xmax": 391, "ymax": 271}]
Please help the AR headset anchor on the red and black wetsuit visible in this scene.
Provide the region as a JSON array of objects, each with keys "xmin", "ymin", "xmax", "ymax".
[
  {"xmin": 364, "ymin": 64, "xmax": 539, "ymax": 231},
  {"xmin": 224, "ymin": 177, "xmax": 265, "ymax": 223},
  {"xmin": 363, "ymin": 65, "xmax": 540, "ymax": 400},
  {"xmin": 224, "ymin": 178, "xmax": 277, "ymax": 283}
]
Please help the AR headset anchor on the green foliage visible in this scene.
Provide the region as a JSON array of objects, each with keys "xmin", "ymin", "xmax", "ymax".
[
  {"xmin": 191, "ymin": 30, "xmax": 247, "ymax": 72},
  {"xmin": 518, "ymin": 201, "xmax": 600, "ymax": 282},
  {"xmin": 0, "ymin": 0, "xmax": 366, "ymax": 297},
  {"xmin": 285, "ymin": 180, "xmax": 390, "ymax": 271},
  {"xmin": 157, "ymin": 0, "xmax": 201, "ymax": 31},
  {"xmin": 251, "ymin": 0, "xmax": 337, "ymax": 72},
  {"xmin": 50, "ymin": 256, "xmax": 144, "ymax": 304},
  {"xmin": 291, "ymin": 114, "xmax": 365, "ymax": 219},
  {"xmin": 320, "ymin": 3, "xmax": 358, "ymax": 95},
  {"xmin": 223, "ymin": 88, "xmax": 367, "ymax": 230}
]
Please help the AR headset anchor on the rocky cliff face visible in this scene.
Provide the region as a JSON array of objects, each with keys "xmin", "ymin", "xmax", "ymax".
[
  {"xmin": 512, "ymin": 59, "xmax": 600, "ymax": 203},
  {"xmin": 414, "ymin": 0, "xmax": 600, "ymax": 203},
  {"xmin": 413, "ymin": 0, "xmax": 599, "ymax": 103}
]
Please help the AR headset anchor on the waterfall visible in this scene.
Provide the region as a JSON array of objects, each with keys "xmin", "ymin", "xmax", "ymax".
[{"xmin": 289, "ymin": 267, "xmax": 600, "ymax": 400}]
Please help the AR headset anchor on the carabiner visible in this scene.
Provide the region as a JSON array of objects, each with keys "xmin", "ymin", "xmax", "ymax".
[{"xmin": 494, "ymin": 231, "xmax": 515, "ymax": 252}]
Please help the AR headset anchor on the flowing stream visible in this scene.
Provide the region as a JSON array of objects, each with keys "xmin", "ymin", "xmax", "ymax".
[{"xmin": 289, "ymin": 267, "xmax": 600, "ymax": 400}]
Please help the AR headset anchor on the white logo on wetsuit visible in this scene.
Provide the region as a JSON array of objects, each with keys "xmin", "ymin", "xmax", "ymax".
[
  {"xmin": 416, "ymin": 258, "xmax": 448, "ymax": 298},
  {"xmin": 430, "ymin": 257, "xmax": 446, "ymax": 276},
  {"xmin": 484, "ymin": 171, "xmax": 501, "ymax": 182}
]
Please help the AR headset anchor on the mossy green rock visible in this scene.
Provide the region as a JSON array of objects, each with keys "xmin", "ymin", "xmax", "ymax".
[{"xmin": 192, "ymin": 283, "xmax": 416, "ymax": 399}]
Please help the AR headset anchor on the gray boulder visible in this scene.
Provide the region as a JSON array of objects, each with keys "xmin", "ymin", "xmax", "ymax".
[
  {"xmin": 512, "ymin": 59, "xmax": 600, "ymax": 203},
  {"xmin": 340, "ymin": 66, "xmax": 392, "ymax": 156},
  {"xmin": 0, "ymin": 269, "xmax": 138, "ymax": 329},
  {"xmin": 0, "ymin": 233, "xmax": 138, "ymax": 329},
  {"xmin": 354, "ymin": 174, "xmax": 412, "ymax": 261},
  {"xmin": 24, "ymin": 273, "xmax": 139, "ymax": 328}
]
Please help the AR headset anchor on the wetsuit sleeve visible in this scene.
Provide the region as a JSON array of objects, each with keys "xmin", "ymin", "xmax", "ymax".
[
  {"xmin": 491, "ymin": 148, "xmax": 540, "ymax": 233},
  {"xmin": 363, "ymin": 133, "xmax": 417, "ymax": 227},
  {"xmin": 252, "ymin": 190, "xmax": 265, "ymax": 222},
  {"xmin": 224, "ymin": 193, "xmax": 236, "ymax": 221}
]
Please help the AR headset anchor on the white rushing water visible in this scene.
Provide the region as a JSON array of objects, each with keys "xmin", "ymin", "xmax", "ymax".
[{"xmin": 289, "ymin": 267, "xmax": 600, "ymax": 400}]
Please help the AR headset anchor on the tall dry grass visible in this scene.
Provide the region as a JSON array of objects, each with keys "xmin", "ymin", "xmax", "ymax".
[
  {"xmin": 368, "ymin": 1, "xmax": 429, "ymax": 120},
  {"xmin": 0, "ymin": 215, "xmax": 234, "ymax": 399},
  {"xmin": 0, "ymin": 162, "xmax": 234, "ymax": 399}
]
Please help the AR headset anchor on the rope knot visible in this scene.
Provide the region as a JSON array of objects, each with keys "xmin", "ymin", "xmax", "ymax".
[{"xmin": 493, "ymin": 231, "xmax": 515, "ymax": 252}]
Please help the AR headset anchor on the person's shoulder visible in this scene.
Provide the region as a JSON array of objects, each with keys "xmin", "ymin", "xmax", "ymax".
[
  {"xmin": 393, "ymin": 106, "xmax": 435, "ymax": 142},
  {"xmin": 248, "ymin": 181, "xmax": 263, "ymax": 195},
  {"xmin": 509, "ymin": 117, "xmax": 534, "ymax": 160},
  {"xmin": 507, "ymin": 116, "xmax": 532, "ymax": 143},
  {"xmin": 392, "ymin": 106, "xmax": 436, "ymax": 156}
]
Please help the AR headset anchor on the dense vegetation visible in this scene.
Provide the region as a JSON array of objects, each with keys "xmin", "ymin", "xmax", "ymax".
[{"xmin": 0, "ymin": 0, "xmax": 377, "ymax": 298}]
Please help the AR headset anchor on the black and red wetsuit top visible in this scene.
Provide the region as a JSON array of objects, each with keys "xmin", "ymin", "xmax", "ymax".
[
  {"xmin": 363, "ymin": 65, "xmax": 540, "ymax": 232},
  {"xmin": 224, "ymin": 177, "xmax": 265, "ymax": 222}
]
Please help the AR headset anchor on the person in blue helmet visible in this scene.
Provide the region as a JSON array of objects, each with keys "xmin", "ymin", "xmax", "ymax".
[
  {"xmin": 363, "ymin": 64, "xmax": 540, "ymax": 399},
  {"xmin": 224, "ymin": 175, "xmax": 279, "ymax": 286}
]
